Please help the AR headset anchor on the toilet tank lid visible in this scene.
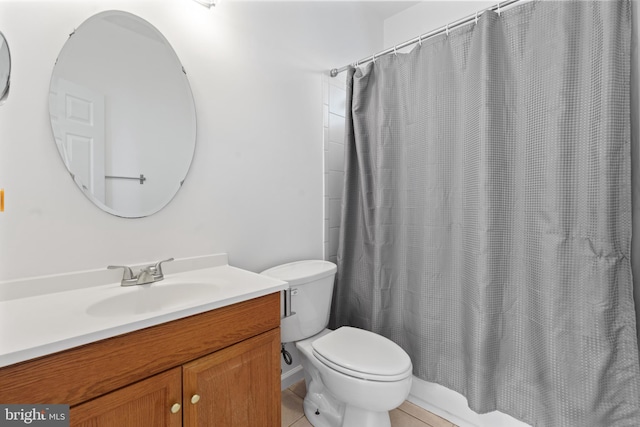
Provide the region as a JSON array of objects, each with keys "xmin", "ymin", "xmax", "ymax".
[{"xmin": 260, "ymin": 260, "xmax": 336, "ymax": 287}]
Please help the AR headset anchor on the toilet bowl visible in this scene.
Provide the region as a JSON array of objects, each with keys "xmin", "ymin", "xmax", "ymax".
[
  {"xmin": 261, "ymin": 260, "xmax": 413, "ymax": 427},
  {"xmin": 297, "ymin": 327, "xmax": 412, "ymax": 427}
]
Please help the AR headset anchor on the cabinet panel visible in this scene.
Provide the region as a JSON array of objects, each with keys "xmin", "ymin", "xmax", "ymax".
[
  {"xmin": 183, "ymin": 328, "xmax": 281, "ymax": 427},
  {"xmin": 70, "ymin": 367, "xmax": 182, "ymax": 427}
]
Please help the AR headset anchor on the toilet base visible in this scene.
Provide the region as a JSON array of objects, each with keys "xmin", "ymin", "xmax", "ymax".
[
  {"xmin": 342, "ymin": 406, "xmax": 390, "ymax": 427},
  {"xmin": 303, "ymin": 393, "xmax": 391, "ymax": 427},
  {"xmin": 303, "ymin": 391, "xmax": 391, "ymax": 427},
  {"xmin": 303, "ymin": 394, "xmax": 340, "ymax": 427},
  {"xmin": 302, "ymin": 378, "xmax": 343, "ymax": 427}
]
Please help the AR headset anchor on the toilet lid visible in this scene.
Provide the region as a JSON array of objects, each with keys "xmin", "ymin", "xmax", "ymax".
[{"xmin": 311, "ymin": 327, "xmax": 412, "ymax": 382}]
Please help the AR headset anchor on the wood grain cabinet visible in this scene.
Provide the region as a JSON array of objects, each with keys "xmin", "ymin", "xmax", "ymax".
[
  {"xmin": 183, "ymin": 329, "xmax": 280, "ymax": 426},
  {"xmin": 0, "ymin": 293, "xmax": 281, "ymax": 427},
  {"xmin": 70, "ymin": 368, "xmax": 183, "ymax": 427}
]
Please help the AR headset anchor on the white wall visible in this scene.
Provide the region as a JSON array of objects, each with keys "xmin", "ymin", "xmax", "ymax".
[{"xmin": 0, "ymin": 0, "xmax": 384, "ymax": 281}]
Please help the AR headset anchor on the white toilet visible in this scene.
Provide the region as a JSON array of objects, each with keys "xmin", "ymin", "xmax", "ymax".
[{"xmin": 261, "ymin": 260, "xmax": 412, "ymax": 427}]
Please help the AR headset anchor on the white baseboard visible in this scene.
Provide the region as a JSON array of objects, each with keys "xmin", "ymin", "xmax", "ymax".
[
  {"xmin": 281, "ymin": 364, "xmax": 305, "ymax": 390},
  {"xmin": 408, "ymin": 376, "xmax": 531, "ymax": 427}
]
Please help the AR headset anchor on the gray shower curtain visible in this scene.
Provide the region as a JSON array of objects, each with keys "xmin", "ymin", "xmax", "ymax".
[{"xmin": 331, "ymin": 1, "xmax": 640, "ymax": 426}]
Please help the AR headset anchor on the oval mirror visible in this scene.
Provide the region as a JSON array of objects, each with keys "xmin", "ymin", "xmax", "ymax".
[
  {"xmin": 48, "ymin": 11, "xmax": 196, "ymax": 218},
  {"xmin": 0, "ymin": 31, "xmax": 10, "ymax": 104}
]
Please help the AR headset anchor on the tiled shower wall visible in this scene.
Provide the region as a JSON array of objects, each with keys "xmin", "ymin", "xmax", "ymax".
[{"xmin": 323, "ymin": 74, "xmax": 347, "ymax": 263}]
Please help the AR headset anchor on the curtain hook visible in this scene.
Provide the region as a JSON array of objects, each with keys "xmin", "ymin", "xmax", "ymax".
[
  {"xmin": 475, "ymin": 11, "xmax": 479, "ymax": 25},
  {"xmin": 445, "ymin": 23, "xmax": 449, "ymax": 36},
  {"xmin": 393, "ymin": 46, "xmax": 398, "ymax": 57},
  {"xmin": 372, "ymin": 54, "xmax": 376, "ymax": 64},
  {"xmin": 497, "ymin": 2, "xmax": 502, "ymax": 16},
  {"xmin": 418, "ymin": 35, "xmax": 422, "ymax": 46}
]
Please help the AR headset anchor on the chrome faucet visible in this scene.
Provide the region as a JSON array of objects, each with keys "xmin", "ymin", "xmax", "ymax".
[
  {"xmin": 108, "ymin": 258, "xmax": 174, "ymax": 287},
  {"xmin": 147, "ymin": 258, "xmax": 174, "ymax": 281}
]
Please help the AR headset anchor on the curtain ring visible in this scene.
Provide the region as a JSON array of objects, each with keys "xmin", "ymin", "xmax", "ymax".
[
  {"xmin": 445, "ymin": 23, "xmax": 449, "ymax": 36},
  {"xmin": 418, "ymin": 35, "xmax": 422, "ymax": 46},
  {"xmin": 393, "ymin": 46, "xmax": 398, "ymax": 56},
  {"xmin": 475, "ymin": 11, "xmax": 479, "ymax": 25},
  {"xmin": 372, "ymin": 54, "xmax": 377, "ymax": 64},
  {"xmin": 497, "ymin": 2, "xmax": 502, "ymax": 16}
]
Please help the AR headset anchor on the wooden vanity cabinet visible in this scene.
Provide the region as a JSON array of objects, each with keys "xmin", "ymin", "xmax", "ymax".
[
  {"xmin": 0, "ymin": 293, "xmax": 281, "ymax": 427},
  {"xmin": 183, "ymin": 328, "xmax": 280, "ymax": 426},
  {"xmin": 70, "ymin": 367, "xmax": 183, "ymax": 427},
  {"xmin": 71, "ymin": 329, "xmax": 280, "ymax": 427}
]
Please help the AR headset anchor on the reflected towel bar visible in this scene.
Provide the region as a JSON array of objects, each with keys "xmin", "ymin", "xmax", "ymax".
[{"xmin": 105, "ymin": 174, "xmax": 146, "ymax": 184}]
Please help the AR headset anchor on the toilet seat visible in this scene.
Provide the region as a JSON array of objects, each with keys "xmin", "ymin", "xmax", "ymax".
[{"xmin": 311, "ymin": 326, "xmax": 412, "ymax": 382}]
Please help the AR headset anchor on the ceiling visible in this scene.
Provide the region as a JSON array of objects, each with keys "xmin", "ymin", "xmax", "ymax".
[{"xmin": 362, "ymin": 1, "xmax": 422, "ymax": 20}]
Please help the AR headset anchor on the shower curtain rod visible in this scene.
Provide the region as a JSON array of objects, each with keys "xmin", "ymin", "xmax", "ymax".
[{"xmin": 330, "ymin": 0, "xmax": 521, "ymax": 78}]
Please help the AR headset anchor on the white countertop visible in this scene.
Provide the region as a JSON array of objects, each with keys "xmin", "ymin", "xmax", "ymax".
[{"xmin": 0, "ymin": 256, "xmax": 288, "ymax": 368}]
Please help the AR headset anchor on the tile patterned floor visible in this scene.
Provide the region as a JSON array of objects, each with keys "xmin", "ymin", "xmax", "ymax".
[{"xmin": 282, "ymin": 380, "xmax": 458, "ymax": 427}]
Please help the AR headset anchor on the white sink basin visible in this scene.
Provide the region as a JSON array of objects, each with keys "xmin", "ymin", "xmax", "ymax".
[{"xmin": 86, "ymin": 282, "xmax": 219, "ymax": 317}]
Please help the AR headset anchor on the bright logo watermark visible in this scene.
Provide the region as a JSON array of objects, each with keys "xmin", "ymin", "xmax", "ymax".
[{"xmin": 0, "ymin": 405, "xmax": 69, "ymax": 426}]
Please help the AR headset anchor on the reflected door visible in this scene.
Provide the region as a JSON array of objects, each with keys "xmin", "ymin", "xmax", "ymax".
[{"xmin": 50, "ymin": 78, "xmax": 106, "ymax": 203}]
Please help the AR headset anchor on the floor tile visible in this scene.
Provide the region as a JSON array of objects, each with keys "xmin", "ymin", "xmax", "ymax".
[
  {"xmin": 281, "ymin": 389, "xmax": 305, "ymax": 427},
  {"xmin": 290, "ymin": 417, "xmax": 314, "ymax": 427},
  {"xmin": 390, "ymin": 408, "xmax": 430, "ymax": 426},
  {"xmin": 399, "ymin": 401, "xmax": 454, "ymax": 427},
  {"xmin": 289, "ymin": 379, "xmax": 307, "ymax": 399}
]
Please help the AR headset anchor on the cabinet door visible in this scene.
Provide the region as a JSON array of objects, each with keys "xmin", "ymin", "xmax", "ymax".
[
  {"xmin": 183, "ymin": 328, "xmax": 281, "ymax": 427},
  {"xmin": 70, "ymin": 367, "xmax": 182, "ymax": 427}
]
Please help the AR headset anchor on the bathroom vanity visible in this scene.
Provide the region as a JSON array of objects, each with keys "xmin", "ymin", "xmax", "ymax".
[{"xmin": 0, "ymin": 255, "xmax": 287, "ymax": 426}]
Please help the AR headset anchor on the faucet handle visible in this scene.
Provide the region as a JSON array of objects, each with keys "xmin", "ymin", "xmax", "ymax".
[
  {"xmin": 151, "ymin": 258, "xmax": 174, "ymax": 279},
  {"xmin": 107, "ymin": 265, "xmax": 136, "ymax": 285}
]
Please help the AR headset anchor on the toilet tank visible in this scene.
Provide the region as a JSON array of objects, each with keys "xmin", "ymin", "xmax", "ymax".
[{"xmin": 261, "ymin": 260, "xmax": 337, "ymax": 343}]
